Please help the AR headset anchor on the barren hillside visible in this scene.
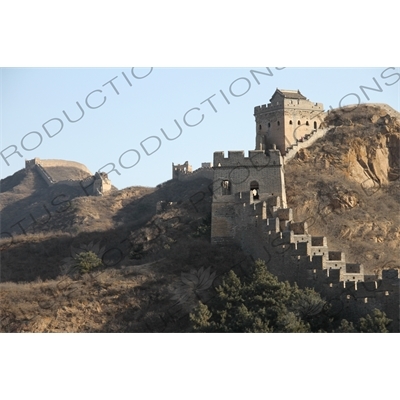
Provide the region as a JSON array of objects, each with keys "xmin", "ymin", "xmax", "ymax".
[{"xmin": 0, "ymin": 175, "xmax": 252, "ymax": 332}]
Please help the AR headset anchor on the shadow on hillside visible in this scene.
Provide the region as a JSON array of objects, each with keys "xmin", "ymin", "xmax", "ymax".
[
  {"xmin": 0, "ymin": 169, "xmax": 29, "ymax": 193},
  {"xmin": 90, "ymin": 241, "xmax": 252, "ymax": 333},
  {"xmin": 112, "ymin": 177, "xmax": 213, "ymax": 227},
  {"xmin": 1, "ymin": 177, "xmax": 214, "ymax": 283},
  {"xmin": 1, "ymin": 181, "xmax": 93, "ymax": 233},
  {"xmin": 0, "ymin": 226, "xmax": 135, "ymax": 283}
]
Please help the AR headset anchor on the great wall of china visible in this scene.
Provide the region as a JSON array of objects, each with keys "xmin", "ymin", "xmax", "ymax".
[{"xmin": 205, "ymin": 90, "xmax": 399, "ymax": 330}]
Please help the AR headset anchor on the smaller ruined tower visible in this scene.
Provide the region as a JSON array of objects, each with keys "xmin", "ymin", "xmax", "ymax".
[{"xmin": 172, "ymin": 161, "xmax": 192, "ymax": 180}]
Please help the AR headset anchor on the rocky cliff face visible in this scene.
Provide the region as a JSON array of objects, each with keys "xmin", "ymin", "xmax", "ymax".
[
  {"xmin": 298, "ymin": 104, "xmax": 400, "ymax": 185},
  {"xmin": 285, "ymin": 104, "xmax": 400, "ymax": 275}
]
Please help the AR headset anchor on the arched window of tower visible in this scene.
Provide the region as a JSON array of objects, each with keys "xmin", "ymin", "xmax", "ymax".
[
  {"xmin": 250, "ymin": 181, "xmax": 259, "ymax": 200},
  {"xmin": 221, "ymin": 180, "xmax": 231, "ymax": 195},
  {"xmin": 298, "ymin": 120, "xmax": 301, "ymax": 125},
  {"xmin": 289, "ymin": 120, "xmax": 293, "ymax": 125},
  {"xmin": 277, "ymin": 121, "xmax": 280, "ymax": 126},
  {"xmin": 306, "ymin": 121, "xmax": 309, "ymax": 126}
]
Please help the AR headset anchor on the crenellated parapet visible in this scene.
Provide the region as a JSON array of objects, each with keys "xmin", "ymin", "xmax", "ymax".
[
  {"xmin": 213, "ymin": 149, "xmax": 282, "ymax": 168},
  {"xmin": 212, "ymin": 187, "xmax": 372, "ymax": 289},
  {"xmin": 236, "ymin": 201, "xmax": 399, "ymax": 330},
  {"xmin": 254, "ymin": 100, "xmax": 324, "ymax": 114}
]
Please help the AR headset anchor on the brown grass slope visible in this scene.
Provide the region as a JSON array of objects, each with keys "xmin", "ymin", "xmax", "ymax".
[
  {"xmin": 0, "ymin": 241, "xmax": 251, "ymax": 333},
  {"xmin": 0, "ymin": 165, "xmax": 120, "ymax": 235},
  {"xmin": 0, "ymin": 176, "xmax": 214, "ymax": 282},
  {"xmin": 1, "ymin": 168, "xmax": 94, "ymax": 234},
  {"xmin": 0, "ymin": 176, "xmax": 252, "ymax": 332}
]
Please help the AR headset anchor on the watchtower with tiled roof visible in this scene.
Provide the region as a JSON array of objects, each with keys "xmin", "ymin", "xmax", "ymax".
[{"xmin": 254, "ymin": 89, "xmax": 325, "ymax": 155}]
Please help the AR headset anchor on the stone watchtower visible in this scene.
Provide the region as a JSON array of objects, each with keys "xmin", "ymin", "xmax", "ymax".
[
  {"xmin": 211, "ymin": 89, "xmax": 325, "ymax": 245},
  {"xmin": 210, "ymin": 148, "xmax": 287, "ymax": 245},
  {"xmin": 254, "ymin": 89, "xmax": 325, "ymax": 155}
]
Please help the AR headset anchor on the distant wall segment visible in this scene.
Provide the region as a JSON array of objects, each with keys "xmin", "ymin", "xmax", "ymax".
[
  {"xmin": 25, "ymin": 158, "xmax": 92, "ymax": 175},
  {"xmin": 24, "ymin": 158, "xmax": 110, "ymax": 196}
]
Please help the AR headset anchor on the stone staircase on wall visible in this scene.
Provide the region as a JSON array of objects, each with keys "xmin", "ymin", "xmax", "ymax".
[
  {"xmin": 35, "ymin": 163, "xmax": 56, "ymax": 186},
  {"xmin": 284, "ymin": 128, "xmax": 329, "ymax": 163}
]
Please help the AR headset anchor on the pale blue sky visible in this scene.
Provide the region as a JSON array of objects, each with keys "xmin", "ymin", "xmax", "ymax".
[{"xmin": 1, "ymin": 67, "xmax": 399, "ymax": 189}]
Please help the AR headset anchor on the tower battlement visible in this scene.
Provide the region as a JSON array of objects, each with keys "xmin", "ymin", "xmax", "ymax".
[
  {"xmin": 254, "ymin": 100, "xmax": 324, "ymax": 114},
  {"xmin": 213, "ymin": 149, "xmax": 282, "ymax": 167}
]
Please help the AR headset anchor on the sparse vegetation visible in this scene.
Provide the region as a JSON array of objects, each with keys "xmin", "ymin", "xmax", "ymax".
[
  {"xmin": 129, "ymin": 243, "xmax": 145, "ymax": 259},
  {"xmin": 192, "ymin": 223, "xmax": 211, "ymax": 238},
  {"xmin": 74, "ymin": 251, "xmax": 103, "ymax": 274}
]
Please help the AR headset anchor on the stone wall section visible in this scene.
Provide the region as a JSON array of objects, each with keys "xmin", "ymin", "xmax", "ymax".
[
  {"xmin": 25, "ymin": 158, "xmax": 111, "ymax": 196},
  {"xmin": 172, "ymin": 161, "xmax": 213, "ymax": 182},
  {"xmin": 211, "ymin": 190, "xmax": 399, "ymax": 330},
  {"xmin": 25, "ymin": 158, "xmax": 91, "ymax": 174}
]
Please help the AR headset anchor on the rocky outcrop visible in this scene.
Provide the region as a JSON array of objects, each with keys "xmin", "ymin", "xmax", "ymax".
[
  {"xmin": 285, "ymin": 104, "xmax": 400, "ymax": 275},
  {"xmin": 302, "ymin": 104, "xmax": 400, "ymax": 187}
]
